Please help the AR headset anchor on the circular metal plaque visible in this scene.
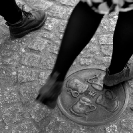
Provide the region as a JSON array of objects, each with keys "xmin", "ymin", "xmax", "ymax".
[{"xmin": 57, "ymin": 68, "xmax": 129, "ymax": 126}]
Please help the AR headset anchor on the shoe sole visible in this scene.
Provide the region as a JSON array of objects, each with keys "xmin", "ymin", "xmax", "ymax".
[{"xmin": 10, "ymin": 14, "xmax": 47, "ymax": 39}]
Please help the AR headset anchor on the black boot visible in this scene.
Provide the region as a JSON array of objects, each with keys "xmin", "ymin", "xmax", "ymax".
[
  {"xmin": 36, "ymin": 72, "xmax": 63, "ymax": 109},
  {"xmin": 6, "ymin": 6, "xmax": 47, "ymax": 39}
]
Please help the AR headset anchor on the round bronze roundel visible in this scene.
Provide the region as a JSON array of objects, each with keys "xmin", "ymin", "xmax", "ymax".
[{"xmin": 57, "ymin": 68, "xmax": 129, "ymax": 126}]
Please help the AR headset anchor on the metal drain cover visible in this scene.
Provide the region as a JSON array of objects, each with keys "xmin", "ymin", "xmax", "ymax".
[{"xmin": 57, "ymin": 68, "xmax": 129, "ymax": 126}]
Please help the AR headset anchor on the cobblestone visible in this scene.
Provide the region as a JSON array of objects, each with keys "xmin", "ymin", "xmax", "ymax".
[
  {"xmin": 29, "ymin": 103, "xmax": 48, "ymax": 122},
  {"xmin": 38, "ymin": 70, "xmax": 51, "ymax": 84},
  {"xmin": 101, "ymin": 16, "xmax": 118, "ymax": 32},
  {"xmin": 22, "ymin": 0, "xmax": 53, "ymax": 10},
  {"xmin": 1, "ymin": 103, "xmax": 23, "ymax": 114},
  {"xmin": 101, "ymin": 45, "xmax": 113, "ymax": 56},
  {"xmin": 57, "ymin": 20, "xmax": 68, "ymax": 33},
  {"xmin": 2, "ymin": 52, "xmax": 20, "ymax": 66},
  {"xmin": 19, "ymin": 82, "xmax": 39, "ymax": 103},
  {"xmin": 105, "ymin": 124, "xmax": 119, "ymax": 133},
  {"xmin": 47, "ymin": 43, "xmax": 60, "ymax": 54},
  {"xmin": 79, "ymin": 57, "xmax": 95, "ymax": 66},
  {"xmin": 56, "ymin": 0, "xmax": 79, "ymax": 6},
  {"xmin": 120, "ymin": 119, "xmax": 133, "ymax": 132},
  {"xmin": 47, "ymin": 5, "xmax": 73, "ymax": 19},
  {"xmin": 2, "ymin": 113, "xmax": 16, "ymax": 127},
  {"xmin": 94, "ymin": 56, "xmax": 111, "ymax": 66},
  {"xmin": 37, "ymin": 30, "xmax": 61, "ymax": 44},
  {"xmin": 59, "ymin": 122, "xmax": 72, "ymax": 133},
  {"xmin": 119, "ymin": 129, "xmax": 131, "ymax": 133},
  {"xmin": 80, "ymin": 50, "xmax": 94, "ymax": 58},
  {"xmin": 99, "ymin": 34, "xmax": 113, "ymax": 45},
  {"xmin": 34, "ymin": 0, "xmax": 53, "ymax": 10},
  {"xmin": 37, "ymin": 52, "xmax": 57, "ymax": 70},
  {"xmin": 21, "ymin": 53, "xmax": 41, "ymax": 67},
  {"xmin": 46, "ymin": 119, "xmax": 61, "ymax": 133},
  {"xmin": 0, "ymin": 67, "xmax": 17, "ymax": 85},
  {"xmin": 2, "ymin": 87, "xmax": 20, "ymax": 105},
  {"xmin": 81, "ymin": 43, "xmax": 101, "ymax": 58},
  {"xmin": 0, "ymin": 119, "xmax": 6, "ymax": 132},
  {"xmin": 27, "ymin": 36, "xmax": 50, "ymax": 52},
  {"xmin": 0, "ymin": 49, "xmax": 13, "ymax": 58},
  {"xmin": 12, "ymin": 121, "xmax": 39, "ymax": 133},
  {"xmin": 88, "ymin": 43, "xmax": 101, "ymax": 55},
  {"xmin": 2, "ymin": 104, "xmax": 24, "ymax": 126},
  {"xmin": 46, "ymin": 54, "xmax": 57, "ymax": 69},
  {"xmin": 18, "ymin": 67, "xmax": 39, "ymax": 83},
  {"xmin": 44, "ymin": 17, "xmax": 60, "ymax": 31}
]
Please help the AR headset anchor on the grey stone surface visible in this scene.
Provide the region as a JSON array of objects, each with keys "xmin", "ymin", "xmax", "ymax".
[{"xmin": 0, "ymin": 0, "xmax": 132, "ymax": 132}]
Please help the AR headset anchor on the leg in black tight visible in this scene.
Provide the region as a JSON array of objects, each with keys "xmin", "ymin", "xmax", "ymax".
[
  {"xmin": 108, "ymin": 10, "xmax": 133, "ymax": 75},
  {"xmin": 0, "ymin": 0, "xmax": 22, "ymax": 24},
  {"xmin": 50, "ymin": 1, "xmax": 104, "ymax": 81}
]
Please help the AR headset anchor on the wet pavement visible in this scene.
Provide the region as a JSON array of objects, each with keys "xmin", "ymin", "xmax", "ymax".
[{"xmin": 0, "ymin": 0, "xmax": 133, "ymax": 132}]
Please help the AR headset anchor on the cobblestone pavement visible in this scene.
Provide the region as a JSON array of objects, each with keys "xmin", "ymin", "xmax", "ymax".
[{"xmin": 0, "ymin": 0, "xmax": 133, "ymax": 132}]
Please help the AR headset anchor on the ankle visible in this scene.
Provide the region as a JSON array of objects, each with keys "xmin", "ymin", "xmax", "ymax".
[
  {"xmin": 6, "ymin": 11, "xmax": 22, "ymax": 25},
  {"xmin": 50, "ymin": 72, "xmax": 65, "ymax": 82},
  {"xmin": 107, "ymin": 68, "xmax": 124, "ymax": 75}
]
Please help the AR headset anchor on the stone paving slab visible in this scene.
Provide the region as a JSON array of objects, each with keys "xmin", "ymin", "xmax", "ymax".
[{"xmin": 0, "ymin": 0, "xmax": 133, "ymax": 133}]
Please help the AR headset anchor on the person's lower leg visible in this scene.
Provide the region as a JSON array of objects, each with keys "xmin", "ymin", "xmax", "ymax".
[
  {"xmin": 0, "ymin": 0, "xmax": 22, "ymax": 24},
  {"xmin": 108, "ymin": 10, "xmax": 133, "ymax": 75},
  {"xmin": 50, "ymin": 1, "xmax": 104, "ymax": 81}
]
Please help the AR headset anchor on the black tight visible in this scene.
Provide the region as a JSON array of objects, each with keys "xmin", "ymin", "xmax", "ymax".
[
  {"xmin": 0, "ymin": 0, "xmax": 22, "ymax": 24},
  {"xmin": 109, "ymin": 10, "xmax": 133, "ymax": 74},
  {"xmin": 50, "ymin": 1, "xmax": 104, "ymax": 81},
  {"xmin": 50, "ymin": 1, "xmax": 133, "ymax": 81}
]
